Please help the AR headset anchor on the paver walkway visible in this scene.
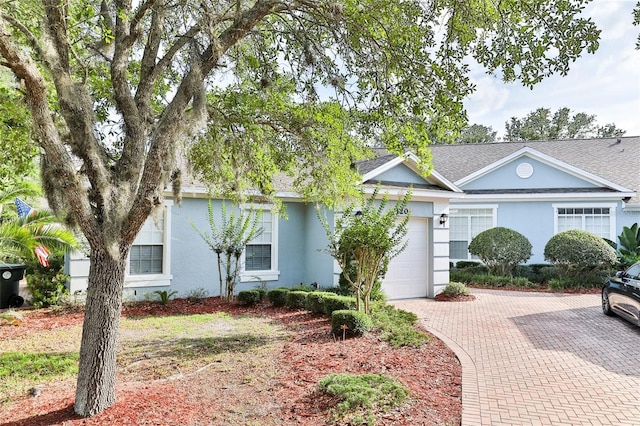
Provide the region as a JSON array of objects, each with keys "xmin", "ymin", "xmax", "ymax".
[{"xmin": 392, "ymin": 289, "xmax": 640, "ymax": 426}]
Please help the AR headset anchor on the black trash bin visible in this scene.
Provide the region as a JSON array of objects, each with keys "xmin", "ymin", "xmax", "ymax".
[{"xmin": 0, "ymin": 263, "xmax": 26, "ymax": 309}]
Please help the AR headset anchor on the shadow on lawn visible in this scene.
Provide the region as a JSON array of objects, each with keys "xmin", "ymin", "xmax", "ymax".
[{"xmin": 1, "ymin": 404, "xmax": 79, "ymax": 426}]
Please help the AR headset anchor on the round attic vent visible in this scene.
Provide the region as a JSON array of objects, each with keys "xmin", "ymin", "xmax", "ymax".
[{"xmin": 516, "ymin": 162, "xmax": 534, "ymax": 179}]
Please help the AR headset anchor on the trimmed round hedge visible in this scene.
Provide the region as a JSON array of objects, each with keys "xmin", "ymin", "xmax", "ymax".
[
  {"xmin": 468, "ymin": 227, "xmax": 532, "ymax": 276},
  {"xmin": 544, "ymin": 229, "xmax": 618, "ymax": 274}
]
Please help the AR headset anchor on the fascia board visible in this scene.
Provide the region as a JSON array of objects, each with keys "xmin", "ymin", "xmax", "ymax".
[
  {"xmin": 457, "ymin": 191, "xmax": 636, "ymax": 202},
  {"xmin": 361, "ymin": 185, "xmax": 466, "ymax": 200},
  {"xmin": 455, "ymin": 147, "xmax": 633, "ymax": 193}
]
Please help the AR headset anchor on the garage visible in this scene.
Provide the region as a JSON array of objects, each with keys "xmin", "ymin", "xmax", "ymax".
[{"xmin": 382, "ymin": 218, "xmax": 429, "ymax": 299}]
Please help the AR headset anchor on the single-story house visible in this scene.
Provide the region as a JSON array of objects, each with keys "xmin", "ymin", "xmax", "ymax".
[
  {"xmin": 428, "ymin": 136, "xmax": 639, "ymax": 265},
  {"xmin": 67, "ymin": 136, "xmax": 639, "ymax": 300}
]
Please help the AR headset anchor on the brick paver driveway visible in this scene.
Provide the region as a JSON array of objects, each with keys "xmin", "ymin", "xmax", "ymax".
[{"xmin": 392, "ymin": 289, "xmax": 640, "ymax": 426}]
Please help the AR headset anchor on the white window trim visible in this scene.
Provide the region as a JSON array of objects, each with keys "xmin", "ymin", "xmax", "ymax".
[
  {"xmin": 239, "ymin": 204, "xmax": 280, "ymax": 282},
  {"xmin": 449, "ymin": 205, "xmax": 498, "ymax": 262},
  {"xmin": 552, "ymin": 202, "xmax": 616, "ymax": 239},
  {"xmin": 125, "ymin": 201, "xmax": 173, "ymax": 288}
]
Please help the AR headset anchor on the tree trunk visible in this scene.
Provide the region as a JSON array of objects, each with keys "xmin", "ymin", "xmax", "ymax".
[{"xmin": 74, "ymin": 247, "xmax": 127, "ymax": 417}]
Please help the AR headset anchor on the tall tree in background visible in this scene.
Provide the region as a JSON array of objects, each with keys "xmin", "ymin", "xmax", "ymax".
[
  {"xmin": 0, "ymin": 0, "xmax": 603, "ymax": 417},
  {"xmin": 457, "ymin": 124, "xmax": 498, "ymax": 144},
  {"xmin": 505, "ymin": 107, "xmax": 626, "ymax": 141}
]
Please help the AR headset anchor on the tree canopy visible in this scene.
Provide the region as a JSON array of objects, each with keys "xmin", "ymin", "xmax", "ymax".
[
  {"xmin": 0, "ymin": 0, "xmax": 604, "ymax": 417},
  {"xmin": 504, "ymin": 107, "xmax": 626, "ymax": 141}
]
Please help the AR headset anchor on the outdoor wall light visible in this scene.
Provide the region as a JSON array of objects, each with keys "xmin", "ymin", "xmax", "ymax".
[{"xmin": 439, "ymin": 213, "xmax": 448, "ymax": 225}]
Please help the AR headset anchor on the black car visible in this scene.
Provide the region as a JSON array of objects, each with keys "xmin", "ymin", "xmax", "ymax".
[{"xmin": 602, "ymin": 261, "xmax": 640, "ymax": 326}]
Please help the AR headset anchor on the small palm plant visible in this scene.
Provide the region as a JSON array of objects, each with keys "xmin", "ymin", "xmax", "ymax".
[
  {"xmin": 0, "ymin": 183, "xmax": 78, "ymax": 263},
  {"xmin": 0, "ymin": 209, "xmax": 79, "ymax": 262}
]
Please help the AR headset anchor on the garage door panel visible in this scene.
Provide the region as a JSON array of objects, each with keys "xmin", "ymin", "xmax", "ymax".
[{"xmin": 382, "ymin": 218, "xmax": 429, "ymax": 300}]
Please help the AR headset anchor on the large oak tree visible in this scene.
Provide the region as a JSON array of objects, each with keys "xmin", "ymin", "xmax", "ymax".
[{"xmin": 0, "ymin": 0, "xmax": 601, "ymax": 417}]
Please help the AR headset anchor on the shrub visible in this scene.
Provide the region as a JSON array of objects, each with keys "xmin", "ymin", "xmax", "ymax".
[
  {"xmin": 305, "ymin": 291, "xmax": 337, "ymax": 314},
  {"xmin": 185, "ymin": 287, "xmax": 209, "ymax": 302},
  {"xmin": 337, "ymin": 266, "xmax": 386, "ymax": 303},
  {"xmin": 25, "ymin": 254, "xmax": 69, "ymax": 308},
  {"xmin": 154, "ymin": 290, "xmax": 178, "ymax": 305},
  {"xmin": 323, "ymin": 294, "xmax": 357, "ymax": 316},
  {"xmin": 468, "ymin": 227, "xmax": 532, "ymax": 276},
  {"xmin": 455, "ymin": 260, "xmax": 482, "ymax": 269},
  {"xmin": 616, "ymin": 223, "xmax": 640, "ymax": 268},
  {"xmin": 267, "ymin": 288, "xmax": 289, "ymax": 307},
  {"xmin": 370, "ymin": 303, "xmax": 429, "ymax": 348},
  {"xmin": 544, "ymin": 229, "xmax": 618, "ymax": 277},
  {"xmin": 237, "ymin": 289, "xmax": 264, "ymax": 305},
  {"xmin": 331, "ymin": 310, "xmax": 374, "ymax": 336},
  {"xmin": 450, "ymin": 270, "xmax": 535, "ymax": 288},
  {"xmin": 289, "ymin": 283, "xmax": 315, "ymax": 292},
  {"xmin": 442, "ymin": 281, "xmax": 469, "ymax": 297},
  {"xmin": 318, "ymin": 373, "xmax": 409, "ymax": 423},
  {"xmin": 285, "ymin": 290, "xmax": 309, "ymax": 309}
]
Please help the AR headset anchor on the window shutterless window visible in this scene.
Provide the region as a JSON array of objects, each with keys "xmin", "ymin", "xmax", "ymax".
[
  {"xmin": 125, "ymin": 201, "xmax": 172, "ymax": 288},
  {"xmin": 130, "ymin": 214, "xmax": 165, "ymax": 274},
  {"xmin": 554, "ymin": 204, "xmax": 615, "ymax": 239},
  {"xmin": 240, "ymin": 206, "xmax": 279, "ymax": 282},
  {"xmin": 449, "ymin": 207, "xmax": 497, "ymax": 261}
]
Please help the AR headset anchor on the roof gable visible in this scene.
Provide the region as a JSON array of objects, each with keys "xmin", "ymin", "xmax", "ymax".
[
  {"xmin": 359, "ymin": 152, "xmax": 462, "ymax": 193},
  {"xmin": 428, "ymin": 137, "xmax": 639, "ymax": 203},
  {"xmin": 457, "ymin": 147, "xmax": 629, "ymax": 192}
]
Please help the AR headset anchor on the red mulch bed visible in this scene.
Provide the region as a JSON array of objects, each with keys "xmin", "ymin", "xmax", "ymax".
[{"xmin": 0, "ymin": 298, "xmax": 462, "ymax": 426}]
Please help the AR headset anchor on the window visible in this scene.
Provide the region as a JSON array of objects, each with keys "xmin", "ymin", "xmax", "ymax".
[
  {"xmin": 241, "ymin": 206, "xmax": 279, "ymax": 282},
  {"xmin": 449, "ymin": 207, "xmax": 496, "ymax": 260},
  {"xmin": 126, "ymin": 202, "xmax": 172, "ymax": 287},
  {"xmin": 554, "ymin": 204, "xmax": 615, "ymax": 239}
]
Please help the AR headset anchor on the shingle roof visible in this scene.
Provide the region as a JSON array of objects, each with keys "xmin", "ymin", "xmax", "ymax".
[{"xmin": 427, "ymin": 136, "xmax": 640, "ymax": 203}]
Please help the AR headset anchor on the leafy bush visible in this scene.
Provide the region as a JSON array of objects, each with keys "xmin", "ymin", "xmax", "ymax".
[
  {"xmin": 544, "ymin": 229, "xmax": 618, "ymax": 277},
  {"xmin": 450, "ymin": 270, "xmax": 535, "ymax": 288},
  {"xmin": 468, "ymin": 227, "xmax": 532, "ymax": 276},
  {"xmin": 185, "ymin": 287, "xmax": 209, "ymax": 302},
  {"xmin": 318, "ymin": 373, "xmax": 409, "ymax": 424},
  {"xmin": 455, "ymin": 261, "xmax": 482, "ymax": 269},
  {"xmin": 323, "ymin": 294, "xmax": 357, "ymax": 316},
  {"xmin": 331, "ymin": 310, "xmax": 374, "ymax": 336},
  {"xmin": 154, "ymin": 290, "xmax": 178, "ymax": 305},
  {"xmin": 285, "ymin": 290, "xmax": 309, "ymax": 309},
  {"xmin": 267, "ymin": 288, "xmax": 289, "ymax": 307},
  {"xmin": 237, "ymin": 289, "xmax": 264, "ymax": 305},
  {"xmin": 25, "ymin": 254, "xmax": 69, "ymax": 308},
  {"xmin": 442, "ymin": 281, "xmax": 469, "ymax": 297},
  {"xmin": 338, "ymin": 265, "xmax": 386, "ymax": 303},
  {"xmin": 289, "ymin": 283, "xmax": 316, "ymax": 292},
  {"xmin": 305, "ymin": 291, "xmax": 337, "ymax": 314},
  {"xmin": 616, "ymin": 223, "xmax": 640, "ymax": 268},
  {"xmin": 512, "ymin": 264, "xmax": 558, "ymax": 283}
]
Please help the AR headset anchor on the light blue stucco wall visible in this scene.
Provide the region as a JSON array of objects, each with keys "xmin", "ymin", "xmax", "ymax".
[
  {"xmin": 462, "ymin": 157, "xmax": 599, "ymax": 190},
  {"xmin": 303, "ymin": 205, "xmax": 335, "ymax": 286},
  {"xmin": 375, "ymin": 164, "xmax": 426, "ymax": 184},
  {"xmin": 169, "ymin": 198, "xmax": 336, "ymax": 297},
  {"xmin": 453, "ymin": 199, "xmax": 638, "ymax": 264}
]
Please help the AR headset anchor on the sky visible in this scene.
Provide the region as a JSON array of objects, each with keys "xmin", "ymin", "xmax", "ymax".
[{"xmin": 464, "ymin": 0, "xmax": 640, "ymax": 139}]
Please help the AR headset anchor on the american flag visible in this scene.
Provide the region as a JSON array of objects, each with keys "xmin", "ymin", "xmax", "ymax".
[
  {"xmin": 15, "ymin": 197, "xmax": 33, "ymax": 218},
  {"xmin": 15, "ymin": 197, "xmax": 50, "ymax": 267}
]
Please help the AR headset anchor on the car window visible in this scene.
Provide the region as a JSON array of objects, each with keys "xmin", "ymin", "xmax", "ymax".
[{"xmin": 626, "ymin": 264, "xmax": 640, "ymax": 280}]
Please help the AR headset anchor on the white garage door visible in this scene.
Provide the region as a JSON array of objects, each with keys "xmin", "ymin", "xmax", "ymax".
[{"xmin": 382, "ymin": 218, "xmax": 429, "ymax": 299}]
